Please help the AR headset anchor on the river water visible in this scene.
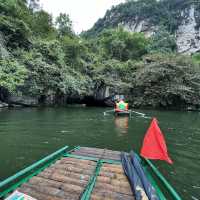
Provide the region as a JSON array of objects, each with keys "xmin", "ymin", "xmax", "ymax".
[{"xmin": 0, "ymin": 107, "xmax": 199, "ymax": 199}]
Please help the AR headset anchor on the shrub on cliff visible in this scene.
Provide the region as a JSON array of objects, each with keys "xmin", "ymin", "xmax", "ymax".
[
  {"xmin": 192, "ymin": 53, "xmax": 200, "ymax": 64},
  {"xmin": 131, "ymin": 54, "xmax": 200, "ymax": 109},
  {"xmin": 0, "ymin": 59, "xmax": 27, "ymax": 92},
  {"xmin": 98, "ymin": 28, "xmax": 149, "ymax": 61},
  {"xmin": 0, "ymin": 15, "xmax": 31, "ymax": 48},
  {"xmin": 17, "ymin": 40, "xmax": 92, "ymax": 102},
  {"xmin": 147, "ymin": 28, "xmax": 177, "ymax": 53}
]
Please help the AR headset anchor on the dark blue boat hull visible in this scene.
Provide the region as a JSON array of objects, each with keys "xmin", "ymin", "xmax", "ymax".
[{"xmin": 115, "ymin": 111, "xmax": 130, "ymax": 116}]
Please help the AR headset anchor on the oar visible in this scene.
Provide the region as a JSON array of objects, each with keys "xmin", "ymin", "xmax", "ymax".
[
  {"xmin": 130, "ymin": 110, "xmax": 146, "ymax": 116},
  {"xmin": 103, "ymin": 109, "xmax": 115, "ymax": 115},
  {"xmin": 130, "ymin": 110, "xmax": 151, "ymax": 119}
]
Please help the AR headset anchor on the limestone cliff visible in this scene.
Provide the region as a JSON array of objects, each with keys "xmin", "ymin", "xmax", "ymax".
[
  {"xmin": 176, "ymin": 5, "xmax": 200, "ymax": 54},
  {"xmin": 84, "ymin": 0, "xmax": 200, "ymax": 55}
]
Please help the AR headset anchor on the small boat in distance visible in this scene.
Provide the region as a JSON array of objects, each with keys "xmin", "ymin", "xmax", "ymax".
[
  {"xmin": 115, "ymin": 109, "xmax": 131, "ymax": 116},
  {"xmin": 114, "ymin": 95, "xmax": 130, "ymax": 116}
]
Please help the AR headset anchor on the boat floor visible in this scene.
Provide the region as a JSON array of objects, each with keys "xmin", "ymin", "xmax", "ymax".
[{"xmin": 16, "ymin": 147, "xmax": 134, "ymax": 200}]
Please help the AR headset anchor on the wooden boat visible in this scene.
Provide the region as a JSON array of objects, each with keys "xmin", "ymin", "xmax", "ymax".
[
  {"xmin": 115, "ymin": 109, "xmax": 131, "ymax": 116},
  {"xmin": 0, "ymin": 146, "xmax": 181, "ymax": 200}
]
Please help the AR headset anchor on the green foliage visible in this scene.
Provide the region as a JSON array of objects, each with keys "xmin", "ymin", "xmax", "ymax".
[
  {"xmin": 0, "ymin": 0, "xmax": 34, "ymax": 31},
  {"xmin": 60, "ymin": 36, "xmax": 85, "ymax": 65},
  {"xmin": 60, "ymin": 70, "xmax": 91, "ymax": 97},
  {"xmin": 56, "ymin": 13, "xmax": 74, "ymax": 37},
  {"xmin": 147, "ymin": 27, "xmax": 177, "ymax": 53},
  {"xmin": 91, "ymin": 59, "xmax": 136, "ymax": 94},
  {"xmin": 98, "ymin": 28, "xmax": 149, "ymax": 61},
  {"xmin": 192, "ymin": 53, "xmax": 200, "ymax": 64},
  {"xmin": 20, "ymin": 50, "xmax": 62, "ymax": 97},
  {"xmin": 131, "ymin": 53, "xmax": 200, "ymax": 108},
  {"xmin": 0, "ymin": 0, "xmax": 28, "ymax": 18},
  {"xmin": 30, "ymin": 10, "xmax": 56, "ymax": 39},
  {"xmin": 32, "ymin": 39, "xmax": 65, "ymax": 66},
  {"xmin": 0, "ymin": 15, "xmax": 31, "ymax": 48},
  {"xmin": 0, "ymin": 0, "xmax": 91, "ymax": 102},
  {"xmin": 17, "ymin": 40, "xmax": 91, "ymax": 100},
  {"xmin": 0, "ymin": 58, "xmax": 27, "ymax": 92}
]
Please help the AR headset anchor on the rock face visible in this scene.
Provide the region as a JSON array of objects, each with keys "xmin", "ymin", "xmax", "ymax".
[
  {"xmin": 121, "ymin": 19, "xmax": 156, "ymax": 37},
  {"xmin": 0, "ymin": 101, "xmax": 8, "ymax": 108},
  {"xmin": 0, "ymin": 32, "xmax": 10, "ymax": 58},
  {"xmin": 120, "ymin": 4, "xmax": 200, "ymax": 54},
  {"xmin": 176, "ymin": 5, "xmax": 200, "ymax": 54},
  {"xmin": 9, "ymin": 95, "xmax": 38, "ymax": 107},
  {"xmin": 86, "ymin": 1, "xmax": 200, "ymax": 55}
]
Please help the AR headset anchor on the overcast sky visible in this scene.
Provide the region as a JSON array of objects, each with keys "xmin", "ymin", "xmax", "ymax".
[{"xmin": 39, "ymin": 0, "xmax": 125, "ymax": 33}]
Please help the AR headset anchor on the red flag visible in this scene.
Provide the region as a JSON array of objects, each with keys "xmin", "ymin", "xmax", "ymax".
[{"xmin": 140, "ymin": 118, "xmax": 173, "ymax": 164}]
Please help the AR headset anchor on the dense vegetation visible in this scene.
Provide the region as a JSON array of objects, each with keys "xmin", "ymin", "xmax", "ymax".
[{"xmin": 1, "ymin": 0, "xmax": 200, "ymax": 109}]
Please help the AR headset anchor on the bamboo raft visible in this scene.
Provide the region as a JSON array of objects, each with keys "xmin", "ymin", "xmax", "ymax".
[{"xmin": 0, "ymin": 146, "xmax": 182, "ymax": 200}]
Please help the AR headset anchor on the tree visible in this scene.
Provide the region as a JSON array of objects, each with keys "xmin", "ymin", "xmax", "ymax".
[
  {"xmin": 0, "ymin": 59, "xmax": 27, "ymax": 92},
  {"xmin": 61, "ymin": 36, "xmax": 84, "ymax": 65},
  {"xmin": 99, "ymin": 28, "xmax": 149, "ymax": 61},
  {"xmin": 27, "ymin": 0, "xmax": 40, "ymax": 11},
  {"xmin": 147, "ymin": 27, "xmax": 177, "ymax": 53},
  {"xmin": 55, "ymin": 13, "xmax": 73, "ymax": 37},
  {"xmin": 31, "ymin": 10, "xmax": 56, "ymax": 38}
]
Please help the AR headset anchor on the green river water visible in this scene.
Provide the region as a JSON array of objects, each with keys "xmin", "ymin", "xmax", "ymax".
[{"xmin": 0, "ymin": 107, "xmax": 199, "ymax": 199}]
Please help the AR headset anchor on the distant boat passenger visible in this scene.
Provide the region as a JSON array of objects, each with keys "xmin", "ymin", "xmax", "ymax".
[{"xmin": 115, "ymin": 98, "xmax": 128, "ymax": 112}]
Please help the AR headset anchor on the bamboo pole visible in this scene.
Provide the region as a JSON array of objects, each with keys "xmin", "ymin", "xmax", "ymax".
[
  {"xmin": 19, "ymin": 187, "xmax": 67, "ymax": 200},
  {"xmin": 71, "ymin": 153, "xmax": 102, "ymax": 158},
  {"xmin": 79, "ymin": 147, "xmax": 104, "ymax": 152},
  {"xmin": 145, "ymin": 158, "xmax": 182, "ymax": 200},
  {"xmin": 39, "ymin": 168, "xmax": 91, "ymax": 181},
  {"xmin": 72, "ymin": 152, "xmax": 103, "ymax": 157},
  {"xmin": 76, "ymin": 148, "xmax": 121, "ymax": 156},
  {"xmin": 72, "ymin": 152, "xmax": 120, "ymax": 161},
  {"xmin": 103, "ymin": 163, "xmax": 122, "ymax": 169},
  {"xmin": 59, "ymin": 159, "xmax": 96, "ymax": 167},
  {"xmin": 29, "ymin": 176, "xmax": 62, "ymax": 188},
  {"xmin": 47, "ymin": 165, "xmax": 94, "ymax": 176},
  {"xmin": 96, "ymin": 176, "xmax": 130, "ymax": 188},
  {"xmin": 104, "ymin": 150, "xmax": 121, "ymax": 155},
  {"xmin": 94, "ymin": 182, "xmax": 132, "ymax": 195},
  {"xmin": 51, "ymin": 173, "xmax": 88, "ymax": 187},
  {"xmin": 110, "ymin": 179, "xmax": 130, "ymax": 188},
  {"xmin": 91, "ymin": 194, "xmax": 115, "ymax": 200},
  {"xmin": 92, "ymin": 189, "xmax": 134, "ymax": 200},
  {"xmin": 101, "ymin": 156, "xmax": 120, "ymax": 161},
  {"xmin": 39, "ymin": 169, "xmax": 92, "ymax": 182},
  {"xmin": 20, "ymin": 183, "xmax": 79, "ymax": 199},
  {"xmin": 30, "ymin": 174, "xmax": 88, "ymax": 188},
  {"xmin": 51, "ymin": 163, "xmax": 95, "ymax": 171},
  {"xmin": 97, "ymin": 175, "xmax": 127, "ymax": 182},
  {"xmin": 101, "ymin": 166, "xmax": 123, "ymax": 174},
  {"xmin": 77, "ymin": 149, "xmax": 104, "ymax": 154},
  {"xmin": 62, "ymin": 157, "xmax": 96, "ymax": 165}
]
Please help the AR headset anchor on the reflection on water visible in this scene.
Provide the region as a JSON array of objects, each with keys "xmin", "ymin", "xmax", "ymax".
[{"xmin": 115, "ymin": 116, "xmax": 129, "ymax": 135}]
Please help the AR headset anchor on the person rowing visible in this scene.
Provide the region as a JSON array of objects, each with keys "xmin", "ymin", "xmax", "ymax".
[{"xmin": 115, "ymin": 98, "xmax": 128, "ymax": 112}]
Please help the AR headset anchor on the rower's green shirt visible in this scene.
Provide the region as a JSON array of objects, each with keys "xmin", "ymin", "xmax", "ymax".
[{"xmin": 118, "ymin": 101, "xmax": 126, "ymax": 110}]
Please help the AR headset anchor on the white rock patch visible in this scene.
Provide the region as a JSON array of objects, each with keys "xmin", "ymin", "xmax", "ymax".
[{"xmin": 176, "ymin": 5, "xmax": 200, "ymax": 54}]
